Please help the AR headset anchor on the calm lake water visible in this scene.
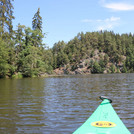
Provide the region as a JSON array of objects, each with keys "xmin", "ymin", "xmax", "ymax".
[{"xmin": 0, "ymin": 73, "xmax": 134, "ymax": 134}]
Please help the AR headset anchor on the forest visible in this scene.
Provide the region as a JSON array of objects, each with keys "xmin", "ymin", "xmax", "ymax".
[{"xmin": 1, "ymin": 0, "xmax": 134, "ymax": 78}]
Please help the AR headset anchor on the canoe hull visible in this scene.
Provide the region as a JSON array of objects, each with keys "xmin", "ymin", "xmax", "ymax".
[{"xmin": 73, "ymin": 99, "xmax": 131, "ymax": 134}]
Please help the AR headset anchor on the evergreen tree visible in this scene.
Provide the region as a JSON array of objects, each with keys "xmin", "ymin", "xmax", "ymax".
[
  {"xmin": 122, "ymin": 64, "xmax": 127, "ymax": 73},
  {"xmin": 110, "ymin": 64, "xmax": 116, "ymax": 73},
  {"xmin": 17, "ymin": 45, "xmax": 48, "ymax": 77},
  {"xmin": 32, "ymin": 8, "xmax": 42, "ymax": 32},
  {"xmin": 15, "ymin": 24, "xmax": 25, "ymax": 52},
  {"xmin": 0, "ymin": 37, "xmax": 9, "ymax": 77},
  {"xmin": 98, "ymin": 32, "xmax": 104, "ymax": 50},
  {"xmin": 0, "ymin": 0, "xmax": 14, "ymax": 35},
  {"xmin": 91, "ymin": 61, "xmax": 103, "ymax": 73},
  {"xmin": 32, "ymin": 8, "xmax": 44, "ymax": 47}
]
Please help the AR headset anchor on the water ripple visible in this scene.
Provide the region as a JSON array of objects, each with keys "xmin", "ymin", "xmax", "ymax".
[{"xmin": 0, "ymin": 74, "xmax": 134, "ymax": 133}]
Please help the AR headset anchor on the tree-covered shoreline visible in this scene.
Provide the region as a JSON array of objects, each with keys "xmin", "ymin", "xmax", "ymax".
[
  {"xmin": 52, "ymin": 31, "xmax": 134, "ymax": 75},
  {"xmin": 1, "ymin": 0, "xmax": 134, "ymax": 78}
]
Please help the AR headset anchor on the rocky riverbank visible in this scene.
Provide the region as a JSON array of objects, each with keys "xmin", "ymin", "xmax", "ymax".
[{"xmin": 54, "ymin": 49, "xmax": 126, "ymax": 75}]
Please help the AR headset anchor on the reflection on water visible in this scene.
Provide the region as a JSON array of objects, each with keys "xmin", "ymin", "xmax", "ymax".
[{"xmin": 0, "ymin": 74, "xmax": 134, "ymax": 133}]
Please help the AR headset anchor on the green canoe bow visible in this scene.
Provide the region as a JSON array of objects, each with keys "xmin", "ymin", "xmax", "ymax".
[{"xmin": 73, "ymin": 97, "xmax": 131, "ymax": 134}]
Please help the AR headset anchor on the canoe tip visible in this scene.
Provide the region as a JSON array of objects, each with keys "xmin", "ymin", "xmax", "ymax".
[{"xmin": 99, "ymin": 96, "xmax": 112, "ymax": 103}]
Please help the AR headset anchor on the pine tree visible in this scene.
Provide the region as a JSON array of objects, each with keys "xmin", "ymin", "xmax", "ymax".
[
  {"xmin": 0, "ymin": 37, "xmax": 9, "ymax": 77},
  {"xmin": 32, "ymin": 8, "xmax": 42, "ymax": 32},
  {"xmin": 15, "ymin": 24, "xmax": 25, "ymax": 52},
  {"xmin": 32, "ymin": 8, "xmax": 44, "ymax": 47},
  {"xmin": 0, "ymin": 0, "xmax": 14, "ymax": 35}
]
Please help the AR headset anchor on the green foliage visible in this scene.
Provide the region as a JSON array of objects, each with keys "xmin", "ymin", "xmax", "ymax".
[
  {"xmin": 110, "ymin": 64, "xmax": 116, "ymax": 73},
  {"xmin": 116, "ymin": 67, "xmax": 120, "ymax": 73},
  {"xmin": 57, "ymin": 51, "xmax": 69, "ymax": 67},
  {"xmin": 122, "ymin": 64, "xmax": 127, "ymax": 73},
  {"xmin": 32, "ymin": 8, "xmax": 42, "ymax": 32},
  {"xmin": 1, "ymin": 1, "xmax": 134, "ymax": 78},
  {"xmin": 17, "ymin": 46, "xmax": 47, "ymax": 77},
  {"xmin": 50, "ymin": 31, "xmax": 134, "ymax": 74},
  {"xmin": 0, "ymin": 37, "xmax": 9, "ymax": 77},
  {"xmin": 11, "ymin": 72, "xmax": 23, "ymax": 79},
  {"xmin": 0, "ymin": 3, "xmax": 54, "ymax": 78},
  {"xmin": 32, "ymin": 8, "xmax": 44, "ymax": 47},
  {"xmin": 104, "ymin": 54, "xmax": 109, "ymax": 65},
  {"xmin": 0, "ymin": 0, "xmax": 14, "ymax": 35},
  {"xmin": 91, "ymin": 61, "xmax": 103, "ymax": 73},
  {"xmin": 99, "ymin": 58, "xmax": 105, "ymax": 69}
]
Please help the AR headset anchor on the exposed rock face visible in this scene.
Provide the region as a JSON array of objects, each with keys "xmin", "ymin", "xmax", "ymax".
[
  {"xmin": 75, "ymin": 67, "xmax": 91, "ymax": 74},
  {"xmin": 54, "ymin": 67, "xmax": 65, "ymax": 75},
  {"xmin": 53, "ymin": 50, "xmax": 126, "ymax": 75},
  {"xmin": 54, "ymin": 60, "xmax": 91, "ymax": 75}
]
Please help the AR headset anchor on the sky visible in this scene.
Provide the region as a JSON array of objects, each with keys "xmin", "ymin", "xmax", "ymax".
[{"xmin": 13, "ymin": 0, "xmax": 134, "ymax": 48}]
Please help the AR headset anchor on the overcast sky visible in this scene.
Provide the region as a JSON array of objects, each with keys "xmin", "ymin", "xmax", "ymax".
[{"xmin": 13, "ymin": 0, "xmax": 134, "ymax": 48}]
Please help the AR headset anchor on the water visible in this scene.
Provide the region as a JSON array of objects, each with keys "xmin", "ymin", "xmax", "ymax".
[{"xmin": 0, "ymin": 73, "xmax": 134, "ymax": 134}]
